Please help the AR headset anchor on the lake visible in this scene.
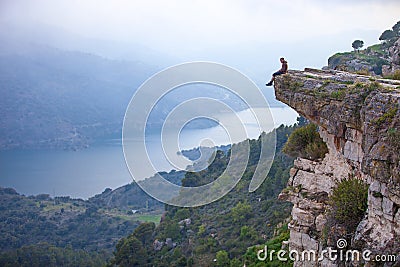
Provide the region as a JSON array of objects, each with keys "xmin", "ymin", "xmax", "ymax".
[{"xmin": 0, "ymin": 107, "xmax": 298, "ymax": 199}]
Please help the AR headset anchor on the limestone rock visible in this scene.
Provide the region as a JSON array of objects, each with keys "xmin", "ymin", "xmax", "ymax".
[
  {"xmin": 275, "ymin": 68, "xmax": 400, "ymax": 266},
  {"xmin": 382, "ymin": 37, "xmax": 400, "ymax": 76}
]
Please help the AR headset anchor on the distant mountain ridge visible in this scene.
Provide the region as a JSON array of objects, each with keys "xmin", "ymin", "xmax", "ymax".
[
  {"xmin": 0, "ymin": 43, "xmax": 156, "ymax": 150},
  {"xmin": 89, "ymin": 170, "xmax": 186, "ymax": 211},
  {"xmin": 0, "ymin": 42, "xmax": 248, "ymax": 150}
]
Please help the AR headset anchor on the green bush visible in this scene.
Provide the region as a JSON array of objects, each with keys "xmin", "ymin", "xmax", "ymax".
[
  {"xmin": 216, "ymin": 250, "xmax": 230, "ymax": 266},
  {"xmin": 283, "ymin": 123, "xmax": 328, "ymax": 160},
  {"xmin": 174, "ymin": 208, "xmax": 190, "ymax": 221},
  {"xmin": 329, "ymin": 178, "xmax": 368, "ymax": 233},
  {"xmin": 242, "ymin": 223, "xmax": 292, "ymax": 267},
  {"xmin": 373, "ymin": 107, "xmax": 398, "ymax": 127},
  {"xmin": 231, "ymin": 201, "xmax": 252, "ymax": 223},
  {"xmin": 330, "ymin": 89, "xmax": 346, "ymax": 100}
]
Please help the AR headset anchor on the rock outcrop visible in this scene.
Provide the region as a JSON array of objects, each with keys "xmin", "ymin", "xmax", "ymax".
[
  {"xmin": 327, "ymin": 37, "xmax": 400, "ymax": 76},
  {"xmin": 276, "ymin": 68, "xmax": 400, "ymax": 266},
  {"xmin": 382, "ymin": 38, "xmax": 400, "ymax": 77}
]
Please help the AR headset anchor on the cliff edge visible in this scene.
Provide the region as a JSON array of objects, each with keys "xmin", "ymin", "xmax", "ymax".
[{"xmin": 276, "ymin": 68, "xmax": 400, "ymax": 266}]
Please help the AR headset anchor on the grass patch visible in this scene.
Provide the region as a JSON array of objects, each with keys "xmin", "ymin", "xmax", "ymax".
[
  {"xmin": 330, "ymin": 89, "xmax": 346, "ymax": 100},
  {"xmin": 134, "ymin": 214, "xmax": 162, "ymax": 224},
  {"xmin": 367, "ymin": 44, "xmax": 384, "ymax": 54},
  {"xmin": 348, "ymin": 81, "xmax": 381, "ymax": 104},
  {"xmin": 373, "ymin": 107, "xmax": 398, "ymax": 127},
  {"xmin": 341, "ymin": 80, "xmax": 355, "ymax": 85},
  {"xmin": 355, "ymin": 69, "xmax": 370, "ymax": 75},
  {"xmin": 281, "ymin": 75, "xmax": 304, "ymax": 91}
]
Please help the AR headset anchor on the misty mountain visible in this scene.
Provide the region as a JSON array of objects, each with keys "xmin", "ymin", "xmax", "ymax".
[
  {"xmin": 0, "ymin": 21, "xmax": 176, "ymax": 66},
  {"xmin": 0, "ymin": 43, "xmax": 157, "ymax": 149},
  {"xmin": 0, "ymin": 42, "xmax": 250, "ymax": 150},
  {"xmin": 0, "ymin": 22, "xmax": 255, "ymax": 150}
]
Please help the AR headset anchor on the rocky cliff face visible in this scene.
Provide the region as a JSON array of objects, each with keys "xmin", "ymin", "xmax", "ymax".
[
  {"xmin": 276, "ymin": 68, "xmax": 400, "ymax": 266},
  {"xmin": 382, "ymin": 37, "xmax": 400, "ymax": 76}
]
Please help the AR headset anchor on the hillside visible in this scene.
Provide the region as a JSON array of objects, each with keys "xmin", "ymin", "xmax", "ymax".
[
  {"xmin": 109, "ymin": 123, "xmax": 303, "ymax": 266},
  {"xmin": 327, "ymin": 21, "xmax": 400, "ymax": 77},
  {"xmin": 0, "ymin": 44, "xmax": 155, "ymax": 150},
  {"xmin": 89, "ymin": 170, "xmax": 185, "ymax": 211},
  {"xmin": 0, "ymin": 187, "xmax": 141, "ymax": 254}
]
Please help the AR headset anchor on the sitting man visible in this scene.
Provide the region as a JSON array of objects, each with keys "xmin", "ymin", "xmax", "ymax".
[{"xmin": 266, "ymin": 57, "xmax": 288, "ymax": 86}]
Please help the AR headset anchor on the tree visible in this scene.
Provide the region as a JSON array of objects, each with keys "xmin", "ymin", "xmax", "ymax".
[
  {"xmin": 392, "ymin": 20, "xmax": 400, "ymax": 35},
  {"xmin": 352, "ymin": 40, "xmax": 364, "ymax": 52},
  {"xmin": 231, "ymin": 201, "xmax": 252, "ymax": 223},
  {"xmin": 132, "ymin": 222, "xmax": 155, "ymax": 248},
  {"xmin": 112, "ymin": 236, "xmax": 147, "ymax": 266},
  {"xmin": 379, "ymin": 29, "xmax": 396, "ymax": 41},
  {"xmin": 216, "ymin": 250, "xmax": 230, "ymax": 267}
]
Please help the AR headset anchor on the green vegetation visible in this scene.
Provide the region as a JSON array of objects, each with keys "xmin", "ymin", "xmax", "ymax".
[
  {"xmin": 341, "ymin": 80, "xmax": 355, "ymax": 85},
  {"xmin": 353, "ymin": 81, "xmax": 382, "ymax": 93},
  {"xmin": 0, "ymin": 243, "xmax": 107, "ymax": 267},
  {"xmin": 380, "ymin": 29, "xmax": 396, "ymax": 41},
  {"xmin": 231, "ymin": 201, "xmax": 253, "ymax": 223},
  {"xmin": 379, "ymin": 20, "xmax": 400, "ymax": 42},
  {"xmin": 133, "ymin": 214, "xmax": 162, "ymax": 225},
  {"xmin": 328, "ymin": 45, "xmax": 389, "ymax": 75},
  {"xmin": 330, "ymin": 88, "xmax": 346, "ymax": 100},
  {"xmin": 328, "ymin": 178, "xmax": 368, "ymax": 233},
  {"xmin": 0, "ymin": 186, "xmax": 160, "ymax": 264},
  {"xmin": 110, "ymin": 223, "xmax": 155, "ymax": 267},
  {"xmin": 329, "ymin": 20, "xmax": 400, "ymax": 75},
  {"xmin": 110, "ymin": 122, "xmax": 303, "ymax": 266},
  {"xmin": 355, "ymin": 68, "xmax": 370, "ymax": 75},
  {"xmin": 322, "ymin": 178, "xmax": 368, "ymax": 251},
  {"xmin": 216, "ymin": 250, "xmax": 230, "ymax": 266},
  {"xmin": 352, "ymin": 40, "xmax": 364, "ymax": 52},
  {"xmin": 0, "ymin": 45, "xmax": 157, "ymax": 150},
  {"xmin": 373, "ymin": 107, "xmax": 398, "ymax": 127},
  {"xmin": 283, "ymin": 123, "xmax": 328, "ymax": 160},
  {"xmin": 281, "ymin": 75, "xmax": 305, "ymax": 91},
  {"xmin": 242, "ymin": 223, "xmax": 292, "ymax": 267},
  {"xmin": 367, "ymin": 44, "xmax": 385, "ymax": 54}
]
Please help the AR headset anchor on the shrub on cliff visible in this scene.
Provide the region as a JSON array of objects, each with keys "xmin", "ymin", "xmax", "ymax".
[
  {"xmin": 282, "ymin": 123, "xmax": 328, "ymax": 160},
  {"xmin": 329, "ymin": 178, "xmax": 368, "ymax": 233}
]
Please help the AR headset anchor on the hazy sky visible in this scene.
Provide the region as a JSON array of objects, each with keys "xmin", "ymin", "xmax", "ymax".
[{"xmin": 1, "ymin": 0, "xmax": 399, "ymax": 74}]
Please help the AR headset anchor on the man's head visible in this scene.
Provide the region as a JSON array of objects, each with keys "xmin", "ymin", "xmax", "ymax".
[{"xmin": 280, "ymin": 57, "xmax": 285, "ymax": 63}]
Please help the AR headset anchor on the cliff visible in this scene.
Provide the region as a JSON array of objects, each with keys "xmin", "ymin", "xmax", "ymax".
[{"xmin": 276, "ymin": 68, "xmax": 400, "ymax": 266}]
